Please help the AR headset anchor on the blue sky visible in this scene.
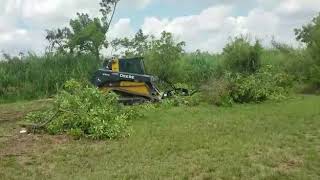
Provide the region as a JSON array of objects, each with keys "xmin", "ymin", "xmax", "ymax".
[
  {"xmin": 1, "ymin": 0, "xmax": 320, "ymax": 55},
  {"xmin": 115, "ymin": 0, "xmax": 258, "ymax": 29}
]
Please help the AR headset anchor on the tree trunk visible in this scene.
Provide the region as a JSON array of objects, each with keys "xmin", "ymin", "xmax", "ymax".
[{"xmin": 94, "ymin": 47, "xmax": 100, "ymax": 60}]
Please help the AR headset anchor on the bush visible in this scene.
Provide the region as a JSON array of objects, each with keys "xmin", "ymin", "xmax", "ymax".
[
  {"xmin": 308, "ymin": 60, "xmax": 320, "ymax": 88},
  {"xmin": 222, "ymin": 37, "xmax": 263, "ymax": 74},
  {"xmin": 228, "ymin": 66, "xmax": 292, "ymax": 103},
  {"xmin": 25, "ymin": 80, "xmax": 132, "ymax": 139},
  {"xmin": 144, "ymin": 31, "xmax": 185, "ymax": 84},
  {"xmin": 201, "ymin": 66, "xmax": 292, "ymax": 105},
  {"xmin": 294, "ymin": 13, "xmax": 320, "ymax": 91}
]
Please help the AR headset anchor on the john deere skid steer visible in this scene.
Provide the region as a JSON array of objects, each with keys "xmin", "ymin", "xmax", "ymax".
[{"xmin": 91, "ymin": 57, "xmax": 162, "ymax": 104}]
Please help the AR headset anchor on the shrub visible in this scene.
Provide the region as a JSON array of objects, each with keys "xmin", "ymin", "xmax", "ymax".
[
  {"xmin": 228, "ymin": 66, "xmax": 292, "ymax": 103},
  {"xmin": 294, "ymin": 13, "xmax": 320, "ymax": 91},
  {"xmin": 201, "ymin": 66, "xmax": 292, "ymax": 105},
  {"xmin": 144, "ymin": 31, "xmax": 186, "ymax": 84},
  {"xmin": 25, "ymin": 80, "xmax": 132, "ymax": 139},
  {"xmin": 222, "ymin": 37, "xmax": 263, "ymax": 74},
  {"xmin": 309, "ymin": 65, "xmax": 320, "ymax": 88}
]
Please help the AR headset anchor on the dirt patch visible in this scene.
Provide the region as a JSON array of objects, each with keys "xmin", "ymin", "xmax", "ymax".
[
  {"xmin": 0, "ymin": 99, "xmax": 52, "ymax": 123},
  {"xmin": 0, "ymin": 99, "xmax": 68, "ymax": 159},
  {"xmin": 276, "ymin": 158, "xmax": 303, "ymax": 173},
  {"xmin": 0, "ymin": 111, "xmax": 27, "ymax": 123},
  {"xmin": 0, "ymin": 134, "xmax": 70, "ymax": 157}
]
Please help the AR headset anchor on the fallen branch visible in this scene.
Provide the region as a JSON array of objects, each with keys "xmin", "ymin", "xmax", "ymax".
[
  {"xmin": 19, "ymin": 111, "xmax": 60, "ymax": 133},
  {"xmin": 0, "ymin": 135, "xmax": 12, "ymax": 138}
]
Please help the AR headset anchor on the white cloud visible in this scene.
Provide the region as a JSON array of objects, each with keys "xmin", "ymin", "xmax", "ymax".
[
  {"xmin": 0, "ymin": 29, "xmax": 27, "ymax": 42},
  {"xmin": 141, "ymin": 5, "xmax": 251, "ymax": 51},
  {"xmin": 1, "ymin": 0, "xmax": 151, "ymax": 27},
  {"xmin": 21, "ymin": 0, "xmax": 62, "ymax": 18},
  {"xmin": 0, "ymin": 29, "xmax": 46, "ymax": 54},
  {"xmin": 109, "ymin": 18, "xmax": 135, "ymax": 39},
  {"xmin": 0, "ymin": 0, "xmax": 151, "ymax": 54},
  {"xmin": 119, "ymin": 0, "xmax": 154, "ymax": 9},
  {"xmin": 1, "ymin": 0, "xmax": 320, "ymax": 54},
  {"xmin": 275, "ymin": 0, "xmax": 320, "ymax": 16},
  {"xmin": 236, "ymin": 9, "xmax": 280, "ymax": 41},
  {"xmin": 140, "ymin": 1, "xmax": 320, "ymax": 52}
]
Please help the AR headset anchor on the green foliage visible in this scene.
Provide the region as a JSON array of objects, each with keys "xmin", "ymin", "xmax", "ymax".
[
  {"xmin": 261, "ymin": 43, "xmax": 309, "ymax": 82},
  {"xmin": 201, "ymin": 78, "xmax": 233, "ymax": 106},
  {"xmin": 3, "ymin": 12, "xmax": 320, "ymax": 105},
  {"xmin": 295, "ymin": 13, "xmax": 320, "ymax": 89},
  {"xmin": 0, "ymin": 53, "xmax": 100, "ymax": 103},
  {"xmin": 201, "ymin": 66, "xmax": 292, "ymax": 106},
  {"xmin": 222, "ymin": 37, "xmax": 263, "ymax": 74},
  {"xmin": 46, "ymin": 0, "xmax": 119, "ymax": 58},
  {"xmin": 295, "ymin": 13, "xmax": 320, "ymax": 50},
  {"xmin": 228, "ymin": 66, "xmax": 292, "ymax": 103},
  {"xmin": 25, "ymin": 80, "xmax": 132, "ymax": 139},
  {"xmin": 68, "ymin": 13, "xmax": 106, "ymax": 58},
  {"xmin": 158, "ymin": 92, "xmax": 202, "ymax": 108},
  {"xmin": 3, "ymin": 95, "xmax": 320, "ymax": 179},
  {"xmin": 144, "ymin": 32, "xmax": 186, "ymax": 84},
  {"xmin": 182, "ymin": 93, "xmax": 202, "ymax": 106},
  {"xmin": 181, "ymin": 51, "xmax": 221, "ymax": 85},
  {"xmin": 309, "ymin": 65, "xmax": 320, "ymax": 87},
  {"xmin": 198, "ymin": 36, "xmax": 292, "ymax": 106},
  {"xmin": 46, "ymin": 13, "xmax": 107, "ymax": 58},
  {"xmin": 111, "ymin": 29, "xmax": 150, "ymax": 57},
  {"xmin": 99, "ymin": 0, "xmax": 120, "ymax": 30}
]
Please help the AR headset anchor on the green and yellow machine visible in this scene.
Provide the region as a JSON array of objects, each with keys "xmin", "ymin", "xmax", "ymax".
[{"xmin": 91, "ymin": 57, "xmax": 162, "ymax": 104}]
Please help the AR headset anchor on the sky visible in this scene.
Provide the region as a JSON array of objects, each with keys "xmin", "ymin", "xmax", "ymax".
[{"xmin": 1, "ymin": 0, "xmax": 320, "ymax": 55}]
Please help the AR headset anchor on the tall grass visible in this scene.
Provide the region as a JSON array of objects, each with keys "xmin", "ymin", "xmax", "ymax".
[
  {"xmin": 180, "ymin": 52, "xmax": 222, "ymax": 85},
  {"xmin": 261, "ymin": 47, "xmax": 315, "ymax": 84},
  {"xmin": 0, "ymin": 44, "xmax": 317, "ymax": 104},
  {"xmin": 0, "ymin": 54, "xmax": 100, "ymax": 103}
]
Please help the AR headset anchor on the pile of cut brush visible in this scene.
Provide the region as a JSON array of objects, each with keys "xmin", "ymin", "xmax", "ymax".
[{"xmin": 23, "ymin": 80, "xmax": 135, "ymax": 139}]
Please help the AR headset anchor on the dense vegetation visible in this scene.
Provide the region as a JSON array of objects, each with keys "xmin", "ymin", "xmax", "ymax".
[
  {"xmin": 1, "ymin": 0, "xmax": 319, "ymax": 105},
  {"xmin": 1, "ymin": 20, "xmax": 319, "ymax": 104},
  {"xmin": 0, "ymin": 54, "xmax": 100, "ymax": 103},
  {"xmin": 25, "ymin": 80, "xmax": 133, "ymax": 139},
  {"xmin": 0, "ymin": 1, "xmax": 320, "ymax": 177},
  {"xmin": 1, "ymin": 2, "xmax": 320, "ymax": 138}
]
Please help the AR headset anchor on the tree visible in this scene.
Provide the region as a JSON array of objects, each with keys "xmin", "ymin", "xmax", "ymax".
[
  {"xmin": 111, "ymin": 29, "xmax": 150, "ymax": 57},
  {"xmin": 295, "ymin": 13, "xmax": 320, "ymax": 63},
  {"xmin": 144, "ymin": 31, "xmax": 185, "ymax": 84},
  {"xmin": 68, "ymin": 13, "xmax": 106, "ymax": 59},
  {"xmin": 295, "ymin": 13, "xmax": 320, "ymax": 87},
  {"xmin": 45, "ymin": 28, "xmax": 72, "ymax": 53},
  {"xmin": 45, "ymin": 0, "xmax": 120, "ymax": 59},
  {"xmin": 100, "ymin": 0, "xmax": 120, "ymax": 34}
]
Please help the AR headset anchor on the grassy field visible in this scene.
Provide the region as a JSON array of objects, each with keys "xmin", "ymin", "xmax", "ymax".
[{"xmin": 0, "ymin": 96, "xmax": 320, "ymax": 179}]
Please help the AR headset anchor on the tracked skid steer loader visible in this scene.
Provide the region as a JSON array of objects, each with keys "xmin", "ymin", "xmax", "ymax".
[{"xmin": 91, "ymin": 57, "xmax": 162, "ymax": 104}]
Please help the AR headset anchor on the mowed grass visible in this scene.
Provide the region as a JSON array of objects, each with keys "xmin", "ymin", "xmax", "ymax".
[{"xmin": 0, "ymin": 96, "xmax": 320, "ymax": 180}]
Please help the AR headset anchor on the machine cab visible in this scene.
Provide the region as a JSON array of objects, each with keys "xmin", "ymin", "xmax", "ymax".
[{"xmin": 104, "ymin": 57, "xmax": 146, "ymax": 75}]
